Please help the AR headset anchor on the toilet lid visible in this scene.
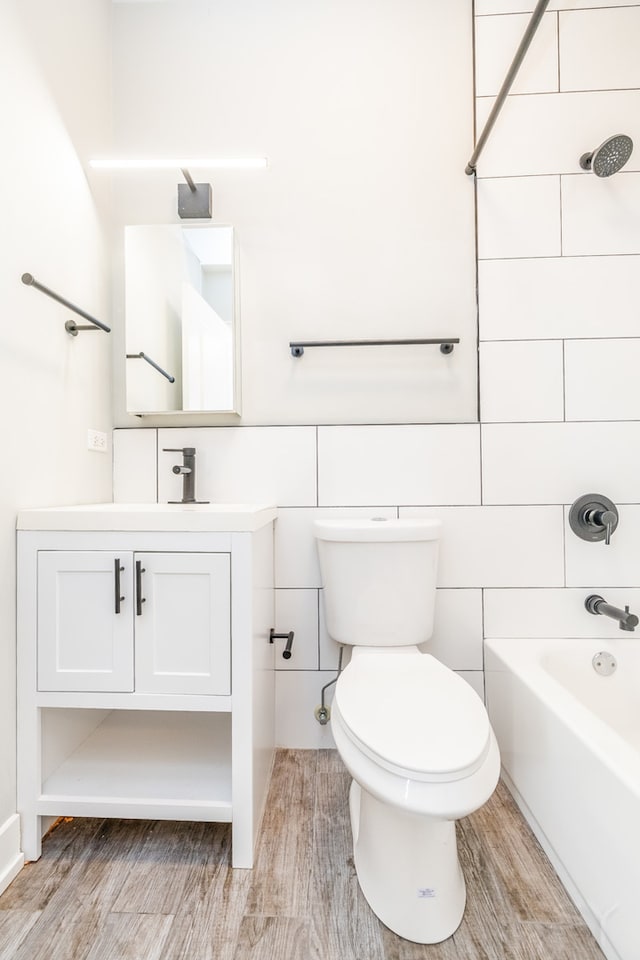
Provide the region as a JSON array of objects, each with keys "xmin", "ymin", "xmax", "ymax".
[{"xmin": 335, "ymin": 654, "xmax": 491, "ymax": 780}]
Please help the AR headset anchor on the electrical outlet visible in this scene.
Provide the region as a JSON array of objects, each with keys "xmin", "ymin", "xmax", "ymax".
[{"xmin": 87, "ymin": 429, "xmax": 108, "ymax": 453}]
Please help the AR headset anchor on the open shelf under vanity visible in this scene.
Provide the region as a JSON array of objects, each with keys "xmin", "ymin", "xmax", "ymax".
[{"xmin": 38, "ymin": 709, "xmax": 232, "ymax": 822}]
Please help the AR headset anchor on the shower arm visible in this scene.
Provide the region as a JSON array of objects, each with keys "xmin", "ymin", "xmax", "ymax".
[{"xmin": 465, "ymin": 0, "xmax": 551, "ymax": 176}]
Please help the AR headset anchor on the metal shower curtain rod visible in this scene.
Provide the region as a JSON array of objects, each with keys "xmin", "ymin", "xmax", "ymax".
[{"xmin": 465, "ymin": 0, "xmax": 551, "ymax": 176}]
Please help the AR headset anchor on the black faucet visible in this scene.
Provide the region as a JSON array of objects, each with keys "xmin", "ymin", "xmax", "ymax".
[{"xmin": 163, "ymin": 447, "xmax": 209, "ymax": 504}]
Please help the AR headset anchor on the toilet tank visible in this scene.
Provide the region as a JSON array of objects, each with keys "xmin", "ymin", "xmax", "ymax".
[{"xmin": 314, "ymin": 517, "xmax": 441, "ymax": 647}]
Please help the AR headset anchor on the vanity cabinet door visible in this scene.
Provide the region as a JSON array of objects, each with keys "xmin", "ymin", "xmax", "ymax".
[
  {"xmin": 134, "ymin": 552, "xmax": 231, "ymax": 695},
  {"xmin": 37, "ymin": 551, "xmax": 135, "ymax": 692}
]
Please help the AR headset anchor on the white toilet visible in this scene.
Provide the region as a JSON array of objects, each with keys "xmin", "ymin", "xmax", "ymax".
[{"xmin": 314, "ymin": 517, "xmax": 500, "ymax": 944}]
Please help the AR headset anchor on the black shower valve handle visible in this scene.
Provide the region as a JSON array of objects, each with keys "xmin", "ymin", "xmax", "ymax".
[
  {"xmin": 584, "ymin": 508, "xmax": 616, "ymax": 545},
  {"xmin": 569, "ymin": 494, "xmax": 619, "ymax": 546}
]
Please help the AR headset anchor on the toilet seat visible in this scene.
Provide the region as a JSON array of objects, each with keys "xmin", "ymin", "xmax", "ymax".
[{"xmin": 334, "ymin": 653, "xmax": 491, "ymax": 783}]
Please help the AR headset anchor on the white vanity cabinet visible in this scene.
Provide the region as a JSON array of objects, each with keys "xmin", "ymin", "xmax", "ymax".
[
  {"xmin": 37, "ymin": 550, "xmax": 230, "ymax": 695},
  {"xmin": 17, "ymin": 504, "xmax": 277, "ymax": 870}
]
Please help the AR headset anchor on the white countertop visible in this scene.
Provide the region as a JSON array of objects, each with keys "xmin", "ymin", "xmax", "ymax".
[{"xmin": 17, "ymin": 502, "xmax": 278, "ymax": 533}]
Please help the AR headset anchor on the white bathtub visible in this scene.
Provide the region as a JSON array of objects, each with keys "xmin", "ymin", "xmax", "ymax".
[{"xmin": 485, "ymin": 637, "xmax": 640, "ymax": 960}]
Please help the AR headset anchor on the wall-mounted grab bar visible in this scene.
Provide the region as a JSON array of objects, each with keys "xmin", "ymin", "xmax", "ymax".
[
  {"xmin": 21, "ymin": 273, "xmax": 111, "ymax": 334},
  {"xmin": 289, "ymin": 338, "xmax": 459, "ymax": 358},
  {"xmin": 465, "ymin": 0, "xmax": 551, "ymax": 176},
  {"xmin": 126, "ymin": 352, "xmax": 175, "ymax": 383}
]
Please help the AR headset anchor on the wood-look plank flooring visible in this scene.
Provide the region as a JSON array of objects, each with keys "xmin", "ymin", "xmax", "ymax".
[{"xmin": 0, "ymin": 750, "xmax": 606, "ymax": 960}]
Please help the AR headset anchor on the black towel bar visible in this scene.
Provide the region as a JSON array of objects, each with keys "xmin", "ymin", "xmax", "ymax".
[
  {"xmin": 21, "ymin": 273, "xmax": 110, "ymax": 334},
  {"xmin": 289, "ymin": 338, "xmax": 459, "ymax": 357}
]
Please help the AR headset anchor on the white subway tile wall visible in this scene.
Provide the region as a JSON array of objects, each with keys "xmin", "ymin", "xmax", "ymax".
[
  {"xmin": 424, "ymin": 590, "xmax": 484, "ymax": 671},
  {"xmin": 482, "ymin": 422, "xmax": 640, "ymax": 505},
  {"xmin": 564, "ymin": 340, "xmax": 640, "ymax": 421},
  {"xmin": 482, "ymin": 421, "xmax": 640, "ymax": 504},
  {"xmin": 113, "ymin": 429, "xmax": 157, "ymax": 503},
  {"xmin": 475, "ymin": 90, "xmax": 640, "ymax": 178},
  {"xmin": 317, "ymin": 425, "xmax": 481, "ymax": 507},
  {"xmin": 113, "ymin": 1, "xmax": 640, "ymax": 747},
  {"xmin": 157, "ymin": 427, "xmax": 317, "ymax": 506},
  {"xmin": 476, "ymin": 176, "xmax": 562, "ymax": 259},
  {"xmin": 484, "ymin": 587, "xmax": 640, "ymax": 638},
  {"xmin": 474, "ymin": 12, "xmax": 558, "ymax": 97},
  {"xmin": 400, "ymin": 505, "xmax": 565, "ymax": 588},
  {"xmin": 477, "ymin": 2, "xmax": 640, "ymax": 694},
  {"xmin": 478, "ymin": 340, "xmax": 564, "ymax": 422},
  {"xmin": 559, "ymin": 8, "xmax": 640, "ymax": 91},
  {"xmin": 479, "ymin": 254, "xmax": 640, "ymax": 341},
  {"xmin": 561, "ymin": 172, "xmax": 640, "ymax": 257}
]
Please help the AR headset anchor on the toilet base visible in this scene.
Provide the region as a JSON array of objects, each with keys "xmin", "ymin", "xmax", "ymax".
[{"xmin": 349, "ymin": 780, "xmax": 466, "ymax": 944}]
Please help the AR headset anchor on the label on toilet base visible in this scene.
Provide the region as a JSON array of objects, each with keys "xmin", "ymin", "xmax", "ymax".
[{"xmin": 417, "ymin": 888, "xmax": 436, "ymax": 899}]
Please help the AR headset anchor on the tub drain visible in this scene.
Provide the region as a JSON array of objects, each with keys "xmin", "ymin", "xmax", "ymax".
[{"xmin": 592, "ymin": 651, "xmax": 617, "ymax": 676}]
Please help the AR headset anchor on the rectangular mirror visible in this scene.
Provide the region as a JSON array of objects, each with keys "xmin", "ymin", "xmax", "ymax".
[{"xmin": 124, "ymin": 224, "xmax": 240, "ymax": 415}]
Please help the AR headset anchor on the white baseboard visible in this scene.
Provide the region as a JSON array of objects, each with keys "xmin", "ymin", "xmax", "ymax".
[{"xmin": 0, "ymin": 814, "xmax": 24, "ymax": 895}]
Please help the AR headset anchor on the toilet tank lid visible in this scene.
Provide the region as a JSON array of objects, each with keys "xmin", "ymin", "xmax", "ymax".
[{"xmin": 313, "ymin": 517, "xmax": 442, "ymax": 542}]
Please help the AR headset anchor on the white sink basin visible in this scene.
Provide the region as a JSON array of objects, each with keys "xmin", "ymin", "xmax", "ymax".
[{"xmin": 16, "ymin": 502, "xmax": 277, "ymax": 533}]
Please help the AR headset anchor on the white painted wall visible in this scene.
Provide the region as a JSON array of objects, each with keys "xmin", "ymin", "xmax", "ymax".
[
  {"xmin": 114, "ymin": 0, "xmax": 640, "ymax": 750},
  {"xmin": 111, "ymin": 0, "xmax": 477, "ymax": 426},
  {"xmin": 0, "ymin": 0, "xmax": 113, "ymax": 880}
]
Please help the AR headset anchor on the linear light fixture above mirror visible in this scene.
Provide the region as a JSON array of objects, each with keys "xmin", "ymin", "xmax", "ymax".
[{"xmin": 88, "ymin": 157, "xmax": 268, "ymax": 170}]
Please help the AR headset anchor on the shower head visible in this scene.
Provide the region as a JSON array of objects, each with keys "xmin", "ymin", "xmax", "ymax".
[{"xmin": 580, "ymin": 134, "xmax": 633, "ymax": 177}]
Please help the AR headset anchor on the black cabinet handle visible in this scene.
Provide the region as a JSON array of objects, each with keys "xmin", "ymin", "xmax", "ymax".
[
  {"xmin": 135, "ymin": 560, "xmax": 146, "ymax": 616},
  {"xmin": 114, "ymin": 559, "xmax": 125, "ymax": 614}
]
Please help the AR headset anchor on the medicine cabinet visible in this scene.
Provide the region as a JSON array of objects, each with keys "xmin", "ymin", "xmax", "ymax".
[{"xmin": 124, "ymin": 224, "xmax": 240, "ymax": 416}]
